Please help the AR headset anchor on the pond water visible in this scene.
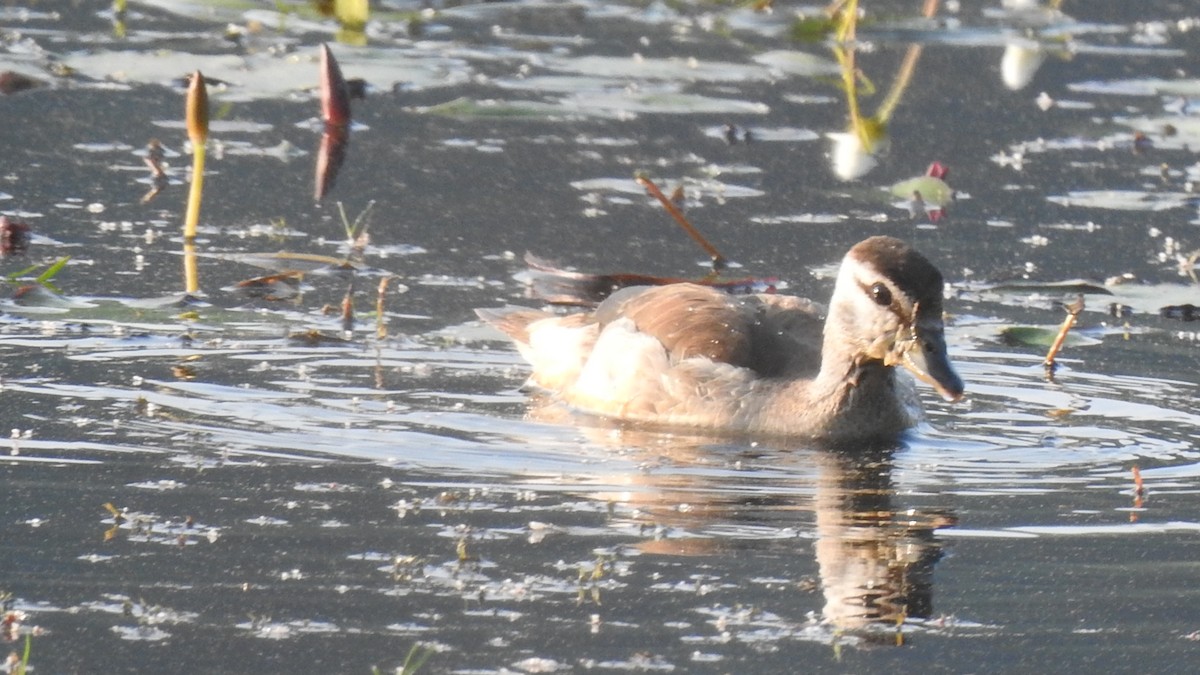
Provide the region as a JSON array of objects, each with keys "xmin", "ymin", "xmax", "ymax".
[{"xmin": 2, "ymin": 0, "xmax": 1200, "ymax": 672}]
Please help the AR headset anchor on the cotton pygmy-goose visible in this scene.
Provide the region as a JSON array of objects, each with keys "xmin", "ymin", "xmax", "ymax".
[{"xmin": 477, "ymin": 236, "xmax": 964, "ymax": 441}]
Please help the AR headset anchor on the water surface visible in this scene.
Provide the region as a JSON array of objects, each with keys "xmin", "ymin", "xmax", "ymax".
[{"xmin": 2, "ymin": 0, "xmax": 1199, "ymax": 672}]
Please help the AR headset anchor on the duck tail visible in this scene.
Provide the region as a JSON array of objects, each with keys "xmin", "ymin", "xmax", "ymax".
[{"xmin": 474, "ymin": 307, "xmax": 552, "ymax": 346}]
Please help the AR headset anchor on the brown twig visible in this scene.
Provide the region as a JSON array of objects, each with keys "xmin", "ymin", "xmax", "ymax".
[
  {"xmin": 1044, "ymin": 295, "xmax": 1084, "ymax": 374},
  {"xmin": 376, "ymin": 276, "xmax": 391, "ymax": 340},
  {"xmin": 340, "ymin": 280, "xmax": 355, "ymax": 333},
  {"xmin": 635, "ymin": 174, "xmax": 728, "ymax": 270},
  {"xmin": 1184, "ymin": 248, "xmax": 1200, "ymax": 285},
  {"xmin": 144, "ymin": 139, "xmax": 167, "ymax": 179},
  {"xmin": 1130, "ymin": 465, "xmax": 1145, "ymax": 522}
]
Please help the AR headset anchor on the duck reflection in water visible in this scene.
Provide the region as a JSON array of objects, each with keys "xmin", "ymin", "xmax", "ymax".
[
  {"xmin": 537, "ymin": 418, "xmax": 954, "ymax": 645},
  {"xmin": 812, "ymin": 447, "xmax": 952, "ymax": 637}
]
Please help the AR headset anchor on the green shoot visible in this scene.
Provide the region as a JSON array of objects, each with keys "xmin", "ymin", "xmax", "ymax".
[
  {"xmin": 399, "ymin": 642, "xmax": 433, "ymax": 675},
  {"xmin": 337, "ymin": 200, "xmax": 376, "ymax": 244},
  {"xmin": 15, "ymin": 633, "xmax": 31, "ymax": 675},
  {"xmin": 6, "ymin": 256, "xmax": 70, "ymax": 294},
  {"xmin": 36, "ymin": 256, "xmax": 70, "ymax": 285},
  {"xmin": 370, "ymin": 642, "xmax": 433, "ymax": 675}
]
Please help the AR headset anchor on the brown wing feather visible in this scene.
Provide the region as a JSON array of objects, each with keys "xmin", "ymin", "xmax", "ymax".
[
  {"xmin": 592, "ymin": 284, "xmax": 755, "ymax": 368},
  {"xmin": 481, "ymin": 284, "xmax": 827, "ymax": 383}
]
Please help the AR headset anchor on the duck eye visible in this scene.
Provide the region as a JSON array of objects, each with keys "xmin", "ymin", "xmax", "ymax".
[{"xmin": 870, "ymin": 282, "xmax": 892, "ymax": 307}]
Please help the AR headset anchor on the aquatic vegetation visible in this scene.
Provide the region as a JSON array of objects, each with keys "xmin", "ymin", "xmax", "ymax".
[
  {"xmin": 371, "ymin": 642, "xmax": 434, "ymax": 675},
  {"xmin": 2, "ymin": 0, "xmax": 1200, "ymax": 672},
  {"xmin": 518, "ymin": 174, "xmax": 782, "ymax": 305},
  {"xmin": 888, "ymin": 161, "xmax": 955, "ymax": 221},
  {"xmin": 1041, "ymin": 295, "xmax": 1084, "ymax": 374},
  {"xmin": 0, "ymin": 216, "xmax": 31, "ymax": 256},
  {"xmin": 636, "ymin": 173, "xmax": 728, "ymax": 269},
  {"xmin": 182, "ymin": 71, "xmax": 208, "ymax": 243},
  {"xmin": 315, "ymin": 44, "xmax": 352, "ymax": 201}
]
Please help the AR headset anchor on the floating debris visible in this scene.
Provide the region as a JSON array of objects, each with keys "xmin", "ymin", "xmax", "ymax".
[
  {"xmin": 636, "ymin": 173, "xmax": 728, "ymax": 270},
  {"xmin": 723, "ymin": 123, "xmax": 753, "ymax": 144},
  {"xmin": 0, "ymin": 71, "xmax": 43, "ymax": 95},
  {"xmin": 1160, "ymin": 303, "xmax": 1200, "ymax": 321},
  {"xmin": 230, "ymin": 273, "xmax": 303, "ymax": 301}
]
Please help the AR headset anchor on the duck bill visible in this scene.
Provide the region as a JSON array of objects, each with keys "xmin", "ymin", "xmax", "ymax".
[{"xmin": 901, "ymin": 328, "xmax": 964, "ymax": 402}]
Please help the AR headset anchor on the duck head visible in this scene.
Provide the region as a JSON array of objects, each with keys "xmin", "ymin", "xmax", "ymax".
[{"xmin": 827, "ymin": 236, "xmax": 965, "ymax": 402}]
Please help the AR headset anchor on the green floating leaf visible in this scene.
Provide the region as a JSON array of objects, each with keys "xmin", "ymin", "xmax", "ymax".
[
  {"xmin": 411, "ymin": 96, "xmax": 565, "ymax": 119},
  {"xmin": 999, "ymin": 326, "xmax": 1102, "ymax": 349},
  {"xmin": 217, "ymin": 252, "xmax": 361, "ymax": 274},
  {"xmin": 889, "ymin": 176, "xmax": 954, "ymax": 205},
  {"xmin": 122, "ymin": 293, "xmax": 205, "ymax": 310},
  {"xmin": 751, "ymin": 50, "xmax": 840, "ymax": 77},
  {"xmin": 399, "ymin": 642, "xmax": 434, "ymax": 675},
  {"xmin": 791, "ymin": 16, "xmax": 837, "ymax": 42}
]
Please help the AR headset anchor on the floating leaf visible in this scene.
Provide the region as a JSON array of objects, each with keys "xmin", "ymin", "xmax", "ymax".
[
  {"xmin": 219, "ymin": 251, "xmax": 359, "ymax": 274},
  {"xmin": 122, "ymin": 293, "xmax": 206, "ymax": 310},
  {"xmin": 541, "ymin": 55, "xmax": 773, "ymax": 83},
  {"xmin": 988, "ymin": 280, "xmax": 1114, "ymax": 295},
  {"xmin": 752, "ymin": 50, "xmax": 841, "ymax": 77},
  {"xmin": 10, "ymin": 284, "xmax": 92, "ymax": 309},
  {"xmin": 790, "ymin": 16, "xmax": 837, "ymax": 42},
  {"xmin": 1046, "ymin": 190, "xmax": 1191, "ymax": 212},
  {"xmin": 999, "ymin": 325, "xmax": 1102, "ymax": 348},
  {"xmin": 889, "ymin": 175, "xmax": 954, "ymax": 205},
  {"xmin": 412, "ymin": 96, "xmax": 579, "ymax": 119},
  {"xmin": 568, "ymin": 90, "xmax": 770, "ymax": 116}
]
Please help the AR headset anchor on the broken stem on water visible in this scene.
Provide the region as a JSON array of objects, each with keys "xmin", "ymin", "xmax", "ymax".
[
  {"xmin": 635, "ymin": 174, "xmax": 728, "ymax": 270},
  {"xmin": 1043, "ymin": 295, "xmax": 1084, "ymax": 373}
]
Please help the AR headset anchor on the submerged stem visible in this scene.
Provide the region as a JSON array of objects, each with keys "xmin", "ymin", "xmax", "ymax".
[{"xmin": 183, "ymin": 240, "xmax": 199, "ymax": 295}]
